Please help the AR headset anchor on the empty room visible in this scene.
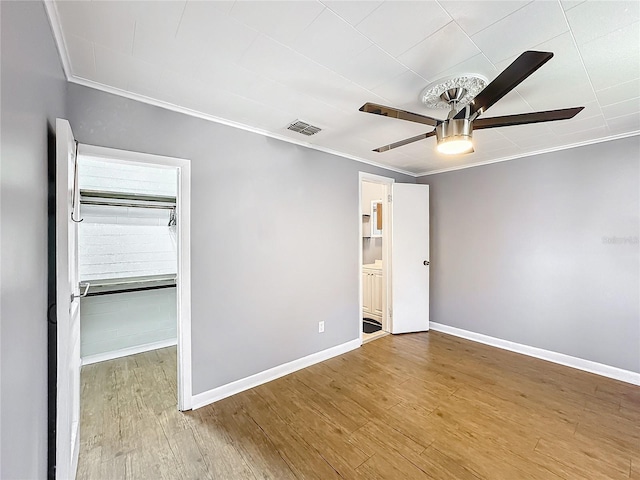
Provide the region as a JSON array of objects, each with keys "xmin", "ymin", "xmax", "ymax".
[{"xmin": 1, "ymin": 1, "xmax": 638, "ymax": 479}]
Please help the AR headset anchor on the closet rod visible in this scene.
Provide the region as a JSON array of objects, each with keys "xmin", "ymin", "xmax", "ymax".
[
  {"xmin": 81, "ymin": 189, "xmax": 176, "ymax": 203},
  {"xmin": 80, "ymin": 199, "xmax": 175, "ymax": 210},
  {"xmin": 80, "ymin": 189, "xmax": 176, "ymax": 210}
]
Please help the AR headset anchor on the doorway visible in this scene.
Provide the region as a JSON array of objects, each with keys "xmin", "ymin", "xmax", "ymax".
[
  {"xmin": 77, "ymin": 158, "xmax": 179, "ymax": 369},
  {"xmin": 76, "ymin": 143, "xmax": 192, "ymax": 411},
  {"xmin": 358, "ymin": 173, "xmax": 431, "ymax": 345},
  {"xmin": 359, "ymin": 173, "xmax": 393, "ymax": 344}
]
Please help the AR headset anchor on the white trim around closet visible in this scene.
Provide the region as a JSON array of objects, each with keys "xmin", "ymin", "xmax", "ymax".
[{"xmin": 78, "ymin": 143, "xmax": 193, "ymax": 410}]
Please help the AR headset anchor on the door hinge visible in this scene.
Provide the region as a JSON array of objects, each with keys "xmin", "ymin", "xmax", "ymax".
[
  {"xmin": 47, "ymin": 303, "xmax": 57, "ymax": 325},
  {"xmin": 387, "ymin": 194, "xmax": 392, "ymax": 202},
  {"xmin": 388, "ymin": 308, "xmax": 393, "ymax": 318}
]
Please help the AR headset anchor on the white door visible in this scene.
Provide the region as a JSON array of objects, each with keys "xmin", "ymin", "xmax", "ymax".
[
  {"xmin": 55, "ymin": 118, "xmax": 81, "ymax": 480},
  {"xmin": 390, "ymin": 184, "xmax": 430, "ymax": 334}
]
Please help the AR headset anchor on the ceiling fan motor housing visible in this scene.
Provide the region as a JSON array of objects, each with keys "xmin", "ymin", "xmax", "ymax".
[
  {"xmin": 435, "ymin": 118, "xmax": 473, "ymax": 144},
  {"xmin": 435, "ymin": 117, "xmax": 474, "ymax": 154}
]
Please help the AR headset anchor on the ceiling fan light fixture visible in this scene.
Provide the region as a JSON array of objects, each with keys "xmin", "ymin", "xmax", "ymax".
[
  {"xmin": 361, "ymin": 51, "xmax": 584, "ymax": 156},
  {"xmin": 435, "ymin": 118, "xmax": 474, "ymax": 155}
]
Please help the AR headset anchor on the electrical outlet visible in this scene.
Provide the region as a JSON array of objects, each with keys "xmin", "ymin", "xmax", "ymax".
[{"xmin": 318, "ymin": 321, "xmax": 325, "ymax": 333}]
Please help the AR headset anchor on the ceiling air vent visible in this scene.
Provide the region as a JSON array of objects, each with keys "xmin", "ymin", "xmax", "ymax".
[{"xmin": 287, "ymin": 120, "xmax": 321, "ymax": 136}]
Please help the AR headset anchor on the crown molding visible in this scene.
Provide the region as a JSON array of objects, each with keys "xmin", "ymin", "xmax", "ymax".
[
  {"xmin": 67, "ymin": 76, "xmax": 417, "ymax": 178},
  {"xmin": 43, "ymin": 0, "xmax": 71, "ymax": 79},
  {"xmin": 416, "ymin": 130, "xmax": 640, "ymax": 177}
]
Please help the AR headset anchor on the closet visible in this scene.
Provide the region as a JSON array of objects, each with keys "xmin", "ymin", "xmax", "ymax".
[{"xmin": 77, "ymin": 157, "xmax": 178, "ymax": 364}]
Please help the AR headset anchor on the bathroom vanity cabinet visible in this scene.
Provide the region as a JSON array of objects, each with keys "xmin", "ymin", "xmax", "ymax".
[{"xmin": 362, "ymin": 263, "xmax": 383, "ymax": 323}]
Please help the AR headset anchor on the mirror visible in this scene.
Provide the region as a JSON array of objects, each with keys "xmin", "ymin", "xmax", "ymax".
[{"xmin": 371, "ymin": 200, "xmax": 383, "ymax": 237}]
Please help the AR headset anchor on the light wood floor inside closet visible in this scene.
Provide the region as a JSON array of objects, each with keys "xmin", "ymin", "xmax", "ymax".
[{"xmin": 77, "ymin": 332, "xmax": 640, "ymax": 479}]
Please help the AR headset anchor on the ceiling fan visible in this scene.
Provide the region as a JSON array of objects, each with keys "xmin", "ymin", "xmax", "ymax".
[{"xmin": 360, "ymin": 51, "xmax": 584, "ymax": 155}]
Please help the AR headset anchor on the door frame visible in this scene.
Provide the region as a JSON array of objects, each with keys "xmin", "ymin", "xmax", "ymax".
[
  {"xmin": 77, "ymin": 143, "xmax": 193, "ymax": 411},
  {"xmin": 358, "ymin": 172, "xmax": 394, "ymax": 343}
]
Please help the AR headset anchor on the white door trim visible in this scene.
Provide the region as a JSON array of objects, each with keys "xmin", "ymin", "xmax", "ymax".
[
  {"xmin": 358, "ymin": 172, "xmax": 394, "ymax": 344},
  {"xmin": 77, "ymin": 144, "xmax": 193, "ymax": 411}
]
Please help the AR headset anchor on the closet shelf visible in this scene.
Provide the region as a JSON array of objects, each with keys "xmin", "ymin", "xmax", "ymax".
[{"xmin": 81, "ymin": 274, "xmax": 177, "ymax": 297}]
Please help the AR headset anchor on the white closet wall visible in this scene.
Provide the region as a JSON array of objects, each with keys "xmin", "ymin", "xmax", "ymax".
[
  {"xmin": 80, "ymin": 157, "xmax": 177, "ymax": 195},
  {"xmin": 81, "ymin": 289, "xmax": 177, "ymax": 360},
  {"xmin": 79, "ymin": 205, "xmax": 176, "ymax": 281}
]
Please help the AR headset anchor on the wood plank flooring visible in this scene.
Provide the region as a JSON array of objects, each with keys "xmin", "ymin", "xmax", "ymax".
[{"xmin": 77, "ymin": 332, "xmax": 640, "ymax": 479}]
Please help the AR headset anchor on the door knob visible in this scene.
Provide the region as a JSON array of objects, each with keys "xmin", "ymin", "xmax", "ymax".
[{"xmin": 423, "ymin": 261, "xmax": 429, "ymax": 266}]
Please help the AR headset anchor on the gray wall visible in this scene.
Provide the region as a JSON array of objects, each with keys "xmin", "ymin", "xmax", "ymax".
[
  {"xmin": 66, "ymin": 83, "xmax": 414, "ymax": 394},
  {"xmin": 419, "ymin": 136, "xmax": 640, "ymax": 373},
  {"xmin": 1, "ymin": 1, "xmax": 67, "ymax": 478}
]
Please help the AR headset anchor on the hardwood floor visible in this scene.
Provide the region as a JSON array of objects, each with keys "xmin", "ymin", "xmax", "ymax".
[{"xmin": 77, "ymin": 332, "xmax": 640, "ymax": 479}]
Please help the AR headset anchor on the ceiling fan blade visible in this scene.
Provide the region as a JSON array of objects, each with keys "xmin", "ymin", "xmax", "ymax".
[
  {"xmin": 373, "ymin": 131, "xmax": 437, "ymax": 152},
  {"xmin": 473, "ymin": 107, "xmax": 585, "ymax": 130},
  {"xmin": 360, "ymin": 102, "xmax": 440, "ymax": 127},
  {"xmin": 456, "ymin": 51, "xmax": 554, "ymax": 120}
]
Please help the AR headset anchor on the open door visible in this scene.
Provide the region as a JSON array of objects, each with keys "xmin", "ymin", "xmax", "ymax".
[
  {"xmin": 55, "ymin": 118, "xmax": 81, "ymax": 479},
  {"xmin": 390, "ymin": 184, "xmax": 430, "ymax": 334}
]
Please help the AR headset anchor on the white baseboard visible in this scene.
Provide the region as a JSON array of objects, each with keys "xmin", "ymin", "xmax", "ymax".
[
  {"xmin": 81, "ymin": 338, "xmax": 177, "ymax": 365},
  {"xmin": 430, "ymin": 322, "xmax": 640, "ymax": 386},
  {"xmin": 191, "ymin": 338, "xmax": 361, "ymax": 410}
]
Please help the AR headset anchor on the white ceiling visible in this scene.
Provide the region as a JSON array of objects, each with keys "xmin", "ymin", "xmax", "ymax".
[{"xmin": 49, "ymin": 1, "xmax": 640, "ymax": 175}]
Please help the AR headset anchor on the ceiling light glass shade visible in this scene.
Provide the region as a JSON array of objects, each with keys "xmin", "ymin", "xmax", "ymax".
[
  {"xmin": 436, "ymin": 137, "xmax": 474, "ymax": 155},
  {"xmin": 435, "ymin": 118, "xmax": 474, "ymax": 155}
]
